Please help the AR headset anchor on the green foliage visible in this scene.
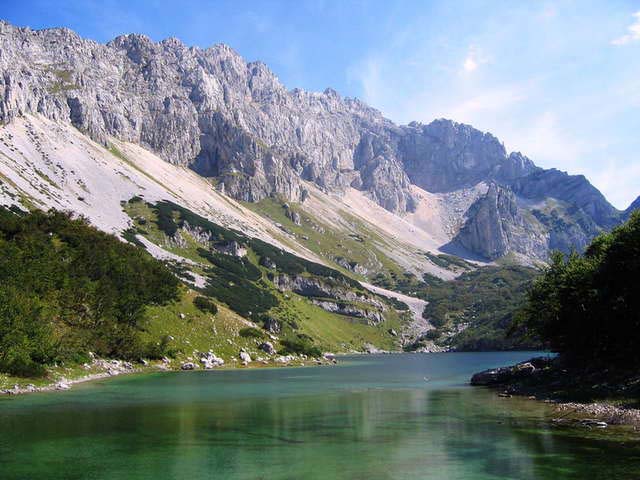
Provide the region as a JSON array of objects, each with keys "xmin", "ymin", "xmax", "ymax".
[
  {"xmin": 425, "ymin": 252, "xmax": 473, "ymax": 271},
  {"xmin": 279, "ymin": 335, "xmax": 322, "ymax": 357},
  {"xmin": 419, "ymin": 266, "xmax": 540, "ymax": 350},
  {"xmin": 518, "ymin": 211, "xmax": 640, "ymax": 365},
  {"xmin": 0, "ymin": 208, "xmax": 180, "ymax": 376},
  {"xmin": 193, "ymin": 296, "xmax": 218, "ymax": 315},
  {"xmin": 202, "ymin": 266, "xmax": 278, "ymax": 320},
  {"xmin": 197, "ymin": 249, "xmax": 261, "ymax": 281},
  {"xmin": 386, "ymin": 296, "xmax": 410, "ymax": 311},
  {"xmin": 140, "ymin": 200, "xmax": 363, "ymax": 321},
  {"xmin": 238, "ymin": 327, "xmax": 264, "ymax": 339}
]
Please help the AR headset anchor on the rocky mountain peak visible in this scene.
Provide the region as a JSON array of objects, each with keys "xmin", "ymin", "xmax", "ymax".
[
  {"xmin": 624, "ymin": 196, "xmax": 640, "ymax": 220},
  {"xmin": 0, "ymin": 20, "xmax": 635, "ymax": 262}
]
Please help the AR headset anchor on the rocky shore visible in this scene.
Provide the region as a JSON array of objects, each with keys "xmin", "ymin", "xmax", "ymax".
[
  {"xmin": 1, "ymin": 350, "xmax": 338, "ymax": 396},
  {"xmin": 471, "ymin": 356, "xmax": 640, "ymax": 428}
]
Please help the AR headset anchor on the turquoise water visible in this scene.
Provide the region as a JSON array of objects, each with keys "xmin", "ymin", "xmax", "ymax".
[{"xmin": 1, "ymin": 352, "xmax": 639, "ymax": 479}]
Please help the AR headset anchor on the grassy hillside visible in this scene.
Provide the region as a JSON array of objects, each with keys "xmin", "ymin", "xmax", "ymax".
[
  {"xmin": 385, "ymin": 264, "xmax": 542, "ymax": 351},
  {"xmin": 0, "ymin": 199, "xmax": 410, "ymax": 388},
  {"xmin": 123, "ymin": 197, "xmax": 406, "ymax": 353},
  {"xmin": 243, "ymin": 197, "xmax": 407, "ymax": 280}
]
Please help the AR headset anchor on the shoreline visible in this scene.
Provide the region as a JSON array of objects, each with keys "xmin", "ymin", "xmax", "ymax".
[
  {"xmin": 471, "ymin": 357, "xmax": 640, "ymax": 428},
  {"xmin": 0, "ymin": 353, "xmax": 339, "ymax": 397}
]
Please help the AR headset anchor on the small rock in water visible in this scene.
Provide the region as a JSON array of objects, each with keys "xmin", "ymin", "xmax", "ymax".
[
  {"xmin": 55, "ymin": 381, "xmax": 71, "ymax": 391},
  {"xmin": 579, "ymin": 419, "xmax": 608, "ymax": 429}
]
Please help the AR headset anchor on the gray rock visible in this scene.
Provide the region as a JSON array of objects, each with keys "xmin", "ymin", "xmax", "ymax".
[
  {"xmin": 239, "ymin": 351, "xmax": 252, "ymax": 363},
  {"xmin": 470, "ymin": 361, "xmax": 538, "ymax": 386},
  {"xmin": 0, "ymin": 20, "xmax": 630, "ymax": 262},
  {"xmin": 258, "ymin": 342, "xmax": 276, "ymax": 355},
  {"xmin": 262, "ymin": 316, "xmax": 281, "ymax": 334},
  {"xmin": 0, "ymin": 21, "xmax": 415, "ymax": 213},
  {"xmin": 199, "ymin": 352, "xmax": 224, "ymax": 369},
  {"xmin": 180, "ymin": 362, "xmax": 197, "ymax": 370},
  {"xmin": 455, "ymin": 183, "xmax": 547, "ymax": 260}
]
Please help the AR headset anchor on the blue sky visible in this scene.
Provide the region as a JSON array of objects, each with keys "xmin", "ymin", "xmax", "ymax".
[{"xmin": 3, "ymin": 0, "xmax": 639, "ymax": 208}]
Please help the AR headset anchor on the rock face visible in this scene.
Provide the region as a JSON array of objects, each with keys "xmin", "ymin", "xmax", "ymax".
[
  {"xmin": 624, "ymin": 196, "xmax": 640, "ymax": 220},
  {"xmin": 455, "ymin": 183, "xmax": 547, "ymax": 260},
  {"xmin": 399, "ymin": 120, "xmax": 538, "ymax": 192},
  {"xmin": 0, "ymin": 21, "xmax": 414, "ymax": 212},
  {"xmin": 273, "ymin": 273, "xmax": 386, "ymax": 323},
  {"xmin": 0, "ymin": 20, "xmax": 634, "ymax": 261}
]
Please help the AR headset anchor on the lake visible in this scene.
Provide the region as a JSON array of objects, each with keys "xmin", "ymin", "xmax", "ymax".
[{"xmin": 1, "ymin": 352, "xmax": 639, "ymax": 479}]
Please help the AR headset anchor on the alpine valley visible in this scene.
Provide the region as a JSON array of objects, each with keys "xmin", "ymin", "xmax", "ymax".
[{"xmin": 0, "ymin": 20, "xmax": 638, "ymax": 386}]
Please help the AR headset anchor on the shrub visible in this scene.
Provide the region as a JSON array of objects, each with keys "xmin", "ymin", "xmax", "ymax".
[
  {"xmin": 279, "ymin": 336, "xmax": 322, "ymax": 357},
  {"xmin": 239, "ymin": 327, "xmax": 264, "ymax": 339},
  {"xmin": 0, "ymin": 207, "xmax": 180, "ymax": 375},
  {"xmin": 193, "ymin": 296, "xmax": 218, "ymax": 315}
]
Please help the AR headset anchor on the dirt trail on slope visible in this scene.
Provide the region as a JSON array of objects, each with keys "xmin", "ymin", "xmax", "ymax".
[{"xmin": 361, "ymin": 282, "xmax": 430, "ymax": 339}]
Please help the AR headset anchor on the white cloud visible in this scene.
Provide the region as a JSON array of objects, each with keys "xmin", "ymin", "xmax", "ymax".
[
  {"xmin": 463, "ymin": 56, "xmax": 478, "ymax": 72},
  {"xmin": 461, "ymin": 46, "xmax": 488, "ymax": 73},
  {"xmin": 611, "ymin": 11, "xmax": 640, "ymax": 45}
]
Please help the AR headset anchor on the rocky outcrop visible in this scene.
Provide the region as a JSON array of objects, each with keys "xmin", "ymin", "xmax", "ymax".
[
  {"xmin": 470, "ymin": 357, "xmax": 551, "ymax": 386},
  {"xmin": 510, "ymin": 169, "xmax": 619, "ymax": 229},
  {"xmin": 259, "ymin": 342, "xmax": 276, "ymax": 355},
  {"xmin": 0, "ymin": 20, "xmax": 634, "ymax": 262},
  {"xmin": 624, "ymin": 196, "xmax": 640, "ymax": 220},
  {"xmin": 310, "ymin": 299, "xmax": 384, "ymax": 325},
  {"xmin": 399, "ymin": 120, "xmax": 538, "ymax": 192},
  {"xmin": 455, "ymin": 183, "xmax": 547, "ymax": 260},
  {"xmin": 0, "ymin": 21, "xmax": 415, "ymax": 212},
  {"xmin": 273, "ymin": 274, "xmax": 386, "ymax": 321}
]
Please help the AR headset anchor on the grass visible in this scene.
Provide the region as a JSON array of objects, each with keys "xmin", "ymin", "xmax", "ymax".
[
  {"xmin": 122, "ymin": 197, "xmax": 410, "ymax": 355},
  {"xmin": 243, "ymin": 197, "xmax": 406, "ymax": 281},
  {"xmin": 270, "ymin": 293, "xmax": 404, "ymax": 353},
  {"xmin": 141, "ymin": 289, "xmax": 268, "ymax": 365}
]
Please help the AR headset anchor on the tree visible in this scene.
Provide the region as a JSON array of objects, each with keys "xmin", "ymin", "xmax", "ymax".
[{"xmin": 518, "ymin": 211, "xmax": 640, "ymax": 365}]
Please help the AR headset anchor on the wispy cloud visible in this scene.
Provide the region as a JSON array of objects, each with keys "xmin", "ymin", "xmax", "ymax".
[
  {"xmin": 346, "ymin": 3, "xmax": 640, "ymax": 208},
  {"xmin": 462, "ymin": 45, "xmax": 488, "ymax": 73},
  {"xmin": 611, "ymin": 11, "xmax": 640, "ymax": 46}
]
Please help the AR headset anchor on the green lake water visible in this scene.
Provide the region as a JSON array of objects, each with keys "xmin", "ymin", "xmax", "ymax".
[{"xmin": 1, "ymin": 352, "xmax": 639, "ymax": 479}]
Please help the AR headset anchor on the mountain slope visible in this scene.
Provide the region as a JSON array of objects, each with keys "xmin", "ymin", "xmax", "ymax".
[
  {"xmin": 0, "ymin": 20, "xmax": 638, "ymax": 357},
  {"xmin": 1, "ymin": 19, "xmax": 635, "ymax": 264}
]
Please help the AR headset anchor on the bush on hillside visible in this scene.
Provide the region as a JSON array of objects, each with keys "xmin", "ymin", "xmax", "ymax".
[{"xmin": 0, "ymin": 208, "xmax": 180, "ymax": 376}]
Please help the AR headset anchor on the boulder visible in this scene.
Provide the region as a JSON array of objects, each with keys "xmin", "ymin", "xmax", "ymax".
[
  {"xmin": 258, "ymin": 342, "xmax": 276, "ymax": 355},
  {"xmin": 239, "ymin": 351, "xmax": 252, "ymax": 363},
  {"xmin": 180, "ymin": 362, "xmax": 197, "ymax": 370},
  {"xmin": 470, "ymin": 360, "xmax": 540, "ymax": 386},
  {"xmin": 200, "ymin": 352, "xmax": 225, "ymax": 369}
]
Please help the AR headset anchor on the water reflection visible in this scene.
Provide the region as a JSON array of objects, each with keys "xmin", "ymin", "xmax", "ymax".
[{"xmin": 0, "ymin": 353, "xmax": 639, "ymax": 480}]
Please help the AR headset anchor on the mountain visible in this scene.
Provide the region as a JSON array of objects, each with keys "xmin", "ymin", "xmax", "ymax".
[
  {"xmin": 0, "ymin": 20, "xmax": 632, "ymax": 265},
  {"xmin": 0, "ymin": 20, "xmax": 637, "ymax": 354},
  {"xmin": 624, "ymin": 196, "xmax": 640, "ymax": 220}
]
